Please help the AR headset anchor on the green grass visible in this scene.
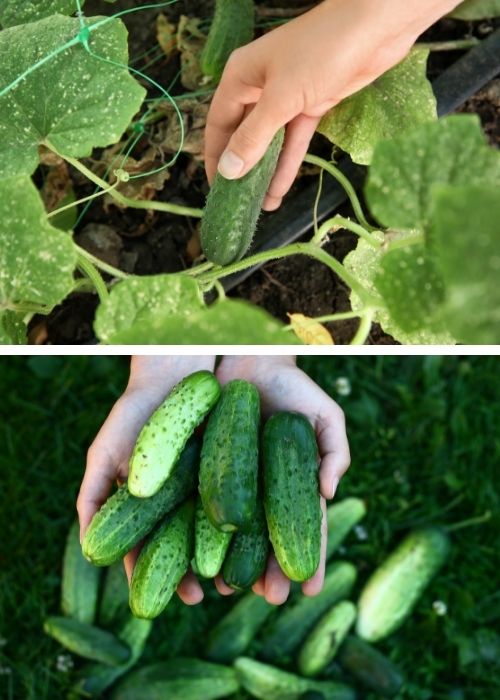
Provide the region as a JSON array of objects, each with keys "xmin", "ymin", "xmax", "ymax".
[{"xmin": 0, "ymin": 356, "xmax": 499, "ymax": 699}]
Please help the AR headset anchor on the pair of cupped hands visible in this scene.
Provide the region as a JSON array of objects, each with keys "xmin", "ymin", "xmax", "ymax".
[{"xmin": 78, "ymin": 356, "xmax": 350, "ymax": 605}]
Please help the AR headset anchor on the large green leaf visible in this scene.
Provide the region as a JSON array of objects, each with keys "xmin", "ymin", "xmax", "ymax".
[
  {"xmin": 318, "ymin": 49, "xmax": 436, "ymax": 165},
  {"xmin": 94, "ymin": 274, "xmax": 205, "ymax": 343},
  {"xmin": 0, "ymin": 311, "xmax": 27, "ymax": 344},
  {"xmin": 0, "ymin": 15, "xmax": 145, "ymax": 178},
  {"xmin": 0, "ymin": 0, "xmax": 84, "ymax": 28},
  {"xmin": 427, "ymin": 184, "xmax": 500, "ymax": 344},
  {"xmin": 450, "ymin": 0, "xmax": 500, "ymax": 19},
  {"xmin": 0, "ymin": 177, "xmax": 77, "ymax": 311},
  {"xmin": 365, "ymin": 115, "xmax": 500, "ymax": 232}
]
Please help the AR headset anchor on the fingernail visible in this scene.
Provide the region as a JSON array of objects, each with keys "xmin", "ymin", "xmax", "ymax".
[
  {"xmin": 218, "ymin": 150, "xmax": 244, "ymax": 179},
  {"xmin": 331, "ymin": 477, "xmax": 339, "ymax": 499}
]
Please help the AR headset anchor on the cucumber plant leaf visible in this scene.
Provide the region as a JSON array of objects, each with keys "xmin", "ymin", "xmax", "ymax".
[
  {"xmin": 365, "ymin": 115, "xmax": 500, "ymax": 232},
  {"xmin": 318, "ymin": 49, "xmax": 436, "ymax": 165},
  {"xmin": 0, "ymin": 311, "xmax": 27, "ymax": 344},
  {"xmin": 450, "ymin": 0, "xmax": 500, "ymax": 19},
  {"xmin": 0, "ymin": 0, "xmax": 84, "ymax": 28},
  {"xmin": 0, "ymin": 176, "xmax": 77, "ymax": 312},
  {"xmin": 0, "ymin": 15, "xmax": 145, "ymax": 178}
]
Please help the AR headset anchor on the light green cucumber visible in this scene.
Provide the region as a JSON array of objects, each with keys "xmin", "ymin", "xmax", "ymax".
[
  {"xmin": 194, "ymin": 495, "xmax": 232, "ymax": 579},
  {"xmin": 61, "ymin": 519, "xmax": 100, "ymax": 624},
  {"xmin": 128, "ymin": 370, "xmax": 220, "ymax": 497},
  {"xmin": 336, "ymin": 635, "xmax": 404, "ymax": 697},
  {"xmin": 99, "ymin": 563, "xmax": 130, "ymax": 628},
  {"xmin": 82, "ymin": 437, "xmax": 199, "ymax": 566},
  {"xmin": 201, "ymin": 0, "xmax": 255, "ymax": 82},
  {"xmin": 43, "ymin": 616, "xmax": 131, "ymax": 666},
  {"xmin": 222, "ymin": 500, "xmax": 268, "ymax": 590},
  {"xmin": 129, "ymin": 500, "xmax": 194, "ymax": 619},
  {"xmin": 298, "ymin": 601, "xmax": 357, "ymax": 677},
  {"xmin": 234, "ymin": 657, "xmax": 356, "ymax": 700},
  {"xmin": 356, "ymin": 527, "xmax": 450, "ymax": 642},
  {"xmin": 326, "ymin": 498, "xmax": 367, "ymax": 560},
  {"xmin": 111, "ymin": 658, "xmax": 240, "ymax": 700},
  {"xmin": 206, "ymin": 592, "xmax": 274, "ymax": 664},
  {"xmin": 201, "ymin": 128, "xmax": 285, "ymax": 266},
  {"xmin": 199, "ymin": 379, "xmax": 260, "ymax": 531},
  {"xmin": 259, "ymin": 561, "xmax": 357, "ymax": 664},
  {"xmin": 263, "ymin": 411, "xmax": 321, "ymax": 581}
]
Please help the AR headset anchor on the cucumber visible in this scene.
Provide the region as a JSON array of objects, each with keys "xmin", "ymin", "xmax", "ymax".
[
  {"xmin": 234, "ymin": 657, "xmax": 356, "ymax": 700},
  {"xmin": 111, "ymin": 658, "xmax": 240, "ymax": 700},
  {"xmin": 71, "ymin": 616, "xmax": 152, "ymax": 697},
  {"xmin": 326, "ymin": 498, "xmax": 366, "ymax": 561},
  {"xmin": 222, "ymin": 500, "xmax": 268, "ymax": 590},
  {"xmin": 194, "ymin": 495, "xmax": 232, "ymax": 579},
  {"xmin": 356, "ymin": 527, "xmax": 450, "ymax": 642},
  {"xmin": 201, "ymin": 0, "xmax": 255, "ymax": 83},
  {"xmin": 99, "ymin": 563, "xmax": 130, "ymax": 629},
  {"xmin": 61, "ymin": 519, "xmax": 100, "ymax": 624},
  {"xmin": 128, "ymin": 370, "xmax": 220, "ymax": 498},
  {"xmin": 259, "ymin": 561, "xmax": 357, "ymax": 664},
  {"xmin": 199, "ymin": 379, "xmax": 260, "ymax": 532},
  {"xmin": 336, "ymin": 635, "xmax": 404, "ymax": 697},
  {"xmin": 206, "ymin": 592, "xmax": 274, "ymax": 664},
  {"xmin": 43, "ymin": 617, "xmax": 131, "ymax": 666},
  {"xmin": 83, "ymin": 437, "xmax": 199, "ymax": 566},
  {"xmin": 263, "ymin": 412, "xmax": 321, "ymax": 581},
  {"xmin": 129, "ymin": 500, "xmax": 194, "ymax": 619},
  {"xmin": 298, "ymin": 601, "xmax": 357, "ymax": 677},
  {"xmin": 201, "ymin": 127, "xmax": 285, "ymax": 266}
]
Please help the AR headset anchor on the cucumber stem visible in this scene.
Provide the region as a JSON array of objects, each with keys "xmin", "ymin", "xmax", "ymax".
[
  {"xmin": 312, "ymin": 214, "xmax": 382, "ymax": 248},
  {"xmin": 350, "ymin": 309, "xmax": 375, "ymax": 345},
  {"xmin": 76, "ymin": 255, "xmax": 109, "ymax": 304},
  {"xmin": 74, "ymin": 245, "xmax": 129, "ymax": 281},
  {"xmin": 445, "ymin": 510, "xmax": 492, "ymax": 533}
]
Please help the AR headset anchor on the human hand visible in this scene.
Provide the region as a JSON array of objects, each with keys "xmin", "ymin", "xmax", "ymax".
[{"xmin": 204, "ymin": 0, "xmax": 462, "ymax": 210}]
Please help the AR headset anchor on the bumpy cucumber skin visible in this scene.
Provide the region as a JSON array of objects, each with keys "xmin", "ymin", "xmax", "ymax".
[
  {"xmin": 206, "ymin": 592, "xmax": 274, "ymax": 664},
  {"xmin": 194, "ymin": 495, "xmax": 232, "ymax": 578},
  {"xmin": 336, "ymin": 635, "xmax": 404, "ymax": 698},
  {"xmin": 61, "ymin": 519, "xmax": 100, "ymax": 624},
  {"xmin": 356, "ymin": 527, "xmax": 450, "ymax": 642},
  {"xmin": 326, "ymin": 498, "xmax": 367, "ymax": 561},
  {"xmin": 234, "ymin": 657, "xmax": 356, "ymax": 700},
  {"xmin": 82, "ymin": 438, "xmax": 199, "ymax": 567},
  {"xmin": 263, "ymin": 412, "xmax": 321, "ymax": 582},
  {"xmin": 259, "ymin": 561, "xmax": 357, "ymax": 664},
  {"xmin": 111, "ymin": 658, "xmax": 239, "ymax": 700},
  {"xmin": 128, "ymin": 370, "xmax": 220, "ymax": 498},
  {"xmin": 222, "ymin": 501, "xmax": 268, "ymax": 590},
  {"xmin": 130, "ymin": 500, "xmax": 194, "ymax": 620},
  {"xmin": 298, "ymin": 601, "xmax": 357, "ymax": 677},
  {"xmin": 201, "ymin": 127, "xmax": 285, "ymax": 266},
  {"xmin": 43, "ymin": 617, "xmax": 131, "ymax": 666},
  {"xmin": 199, "ymin": 380, "xmax": 260, "ymax": 532},
  {"xmin": 201, "ymin": 0, "xmax": 255, "ymax": 82}
]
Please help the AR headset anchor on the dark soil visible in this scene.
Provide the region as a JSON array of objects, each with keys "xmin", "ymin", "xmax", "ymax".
[{"xmin": 36, "ymin": 2, "xmax": 500, "ymax": 344}]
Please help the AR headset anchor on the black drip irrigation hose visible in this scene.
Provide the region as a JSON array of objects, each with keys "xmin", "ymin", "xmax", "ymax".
[{"xmin": 221, "ymin": 27, "xmax": 500, "ymax": 293}]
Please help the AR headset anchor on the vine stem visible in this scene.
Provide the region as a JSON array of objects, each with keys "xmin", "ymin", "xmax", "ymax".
[
  {"xmin": 47, "ymin": 181, "xmax": 121, "ymax": 219},
  {"xmin": 74, "ymin": 244, "xmax": 129, "ymax": 280},
  {"xmin": 52, "ymin": 149, "xmax": 204, "ymax": 219},
  {"xmin": 350, "ymin": 309, "xmax": 375, "ymax": 345},
  {"xmin": 386, "ymin": 232, "xmax": 424, "ymax": 251},
  {"xmin": 304, "ymin": 153, "xmax": 375, "ymax": 231},
  {"xmin": 313, "ymin": 214, "xmax": 382, "ymax": 248},
  {"xmin": 445, "ymin": 510, "xmax": 492, "ymax": 533},
  {"xmin": 417, "ymin": 38, "xmax": 480, "ymax": 51},
  {"xmin": 76, "ymin": 255, "xmax": 109, "ymax": 303}
]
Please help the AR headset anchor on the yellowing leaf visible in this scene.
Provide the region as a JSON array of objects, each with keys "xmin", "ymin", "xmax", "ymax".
[{"xmin": 288, "ymin": 314, "xmax": 334, "ymax": 345}]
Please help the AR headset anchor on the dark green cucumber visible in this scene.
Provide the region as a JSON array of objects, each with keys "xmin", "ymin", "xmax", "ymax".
[
  {"xmin": 129, "ymin": 500, "xmax": 194, "ymax": 619},
  {"xmin": 82, "ymin": 438, "xmax": 199, "ymax": 566},
  {"xmin": 71, "ymin": 616, "xmax": 152, "ymax": 697},
  {"xmin": 222, "ymin": 500, "xmax": 268, "ymax": 590},
  {"xmin": 201, "ymin": 128, "xmax": 285, "ymax": 266},
  {"xmin": 194, "ymin": 495, "xmax": 232, "ymax": 578},
  {"xmin": 111, "ymin": 658, "xmax": 239, "ymax": 700},
  {"xmin": 259, "ymin": 561, "xmax": 357, "ymax": 664},
  {"xmin": 199, "ymin": 379, "xmax": 260, "ymax": 531},
  {"xmin": 336, "ymin": 635, "xmax": 404, "ymax": 698},
  {"xmin": 263, "ymin": 412, "xmax": 321, "ymax": 581},
  {"xmin": 61, "ymin": 519, "xmax": 100, "ymax": 624},
  {"xmin": 201, "ymin": 0, "xmax": 255, "ymax": 82},
  {"xmin": 43, "ymin": 617, "xmax": 131, "ymax": 666},
  {"xmin": 298, "ymin": 601, "xmax": 357, "ymax": 677},
  {"xmin": 99, "ymin": 563, "xmax": 130, "ymax": 628},
  {"xmin": 356, "ymin": 527, "xmax": 450, "ymax": 642},
  {"xmin": 326, "ymin": 498, "xmax": 367, "ymax": 561},
  {"xmin": 128, "ymin": 370, "xmax": 220, "ymax": 497},
  {"xmin": 206, "ymin": 592, "xmax": 274, "ymax": 664},
  {"xmin": 234, "ymin": 657, "xmax": 356, "ymax": 700}
]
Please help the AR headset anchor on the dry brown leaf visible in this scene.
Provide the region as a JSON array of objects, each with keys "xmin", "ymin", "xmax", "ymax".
[
  {"xmin": 155, "ymin": 97, "xmax": 209, "ymax": 159},
  {"xmin": 177, "ymin": 15, "xmax": 206, "ymax": 90},
  {"xmin": 40, "ymin": 160, "xmax": 73, "ymax": 213},
  {"xmin": 156, "ymin": 13, "xmax": 177, "ymax": 59},
  {"xmin": 287, "ymin": 313, "xmax": 334, "ymax": 345}
]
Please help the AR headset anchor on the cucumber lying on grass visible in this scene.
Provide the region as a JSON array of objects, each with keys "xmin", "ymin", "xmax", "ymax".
[
  {"xmin": 44, "ymin": 617, "xmax": 131, "ymax": 667},
  {"xmin": 62, "ymin": 519, "xmax": 100, "ymax": 625},
  {"xmin": 336, "ymin": 635, "xmax": 404, "ymax": 698},
  {"xmin": 201, "ymin": 0, "xmax": 255, "ymax": 82},
  {"xmin": 99, "ymin": 562, "xmax": 130, "ymax": 629},
  {"xmin": 326, "ymin": 498, "xmax": 367, "ymax": 560},
  {"xmin": 298, "ymin": 601, "xmax": 357, "ymax": 677}
]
